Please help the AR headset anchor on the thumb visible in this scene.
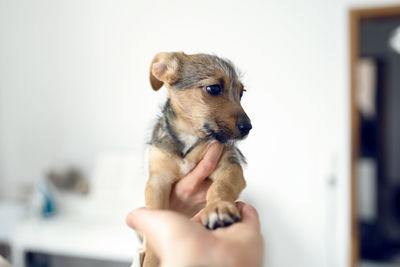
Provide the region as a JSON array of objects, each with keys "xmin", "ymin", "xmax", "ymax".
[
  {"xmin": 236, "ymin": 202, "xmax": 261, "ymax": 230},
  {"xmin": 181, "ymin": 141, "xmax": 224, "ymax": 190},
  {"xmin": 126, "ymin": 208, "xmax": 202, "ymax": 259}
]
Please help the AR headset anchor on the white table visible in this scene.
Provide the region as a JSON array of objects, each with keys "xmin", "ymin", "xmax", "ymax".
[
  {"xmin": 10, "ymin": 215, "xmax": 142, "ymax": 267},
  {"xmin": 0, "ymin": 200, "xmax": 143, "ymax": 267}
]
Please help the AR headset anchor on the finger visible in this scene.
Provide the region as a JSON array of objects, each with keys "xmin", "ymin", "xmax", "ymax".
[
  {"xmin": 191, "ymin": 208, "xmax": 205, "ymax": 223},
  {"xmin": 202, "ymin": 141, "xmax": 224, "ymax": 167},
  {"xmin": 181, "ymin": 142, "xmax": 224, "ymax": 191},
  {"xmin": 197, "ymin": 178, "xmax": 213, "ymax": 195},
  {"xmin": 190, "ymin": 178, "xmax": 212, "ymax": 204},
  {"xmin": 236, "ymin": 202, "xmax": 261, "ymax": 230},
  {"xmin": 126, "ymin": 208, "xmax": 206, "ymax": 258}
]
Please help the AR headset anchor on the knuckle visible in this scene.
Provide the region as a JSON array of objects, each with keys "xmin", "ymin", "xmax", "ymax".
[
  {"xmin": 182, "ymin": 185, "xmax": 195, "ymax": 196},
  {"xmin": 201, "ymin": 161, "xmax": 216, "ymax": 174}
]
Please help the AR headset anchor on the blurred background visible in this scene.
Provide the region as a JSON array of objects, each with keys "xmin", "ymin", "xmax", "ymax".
[{"xmin": 0, "ymin": 0, "xmax": 399, "ymax": 267}]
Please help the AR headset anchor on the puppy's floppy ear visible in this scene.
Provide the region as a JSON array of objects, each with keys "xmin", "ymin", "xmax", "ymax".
[{"xmin": 149, "ymin": 52, "xmax": 181, "ymax": 91}]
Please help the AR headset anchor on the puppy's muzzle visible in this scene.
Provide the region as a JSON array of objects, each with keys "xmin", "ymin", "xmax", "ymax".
[{"xmin": 237, "ymin": 115, "xmax": 252, "ymax": 138}]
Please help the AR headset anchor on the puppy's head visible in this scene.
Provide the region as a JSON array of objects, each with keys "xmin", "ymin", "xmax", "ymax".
[{"xmin": 150, "ymin": 52, "xmax": 251, "ymax": 143}]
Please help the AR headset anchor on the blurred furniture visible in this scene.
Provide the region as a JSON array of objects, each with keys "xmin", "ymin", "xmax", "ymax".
[
  {"xmin": 0, "ymin": 201, "xmax": 26, "ymax": 262},
  {"xmin": 10, "ymin": 214, "xmax": 141, "ymax": 267},
  {"xmin": 0, "ymin": 151, "xmax": 146, "ymax": 267}
]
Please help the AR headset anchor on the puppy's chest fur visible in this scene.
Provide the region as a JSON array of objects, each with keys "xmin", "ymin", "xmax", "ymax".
[
  {"xmin": 149, "ymin": 100, "xmax": 246, "ymax": 180},
  {"xmin": 150, "ymin": 99, "xmax": 200, "ymax": 158},
  {"xmin": 176, "ymin": 132, "xmax": 201, "ymax": 174},
  {"xmin": 150, "ymin": 111, "xmax": 208, "ymax": 177}
]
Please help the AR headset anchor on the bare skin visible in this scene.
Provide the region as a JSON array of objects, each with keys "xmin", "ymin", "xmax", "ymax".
[
  {"xmin": 127, "ymin": 202, "xmax": 263, "ymax": 267},
  {"xmin": 127, "ymin": 142, "xmax": 263, "ymax": 267},
  {"xmin": 169, "ymin": 142, "xmax": 224, "ymax": 217}
]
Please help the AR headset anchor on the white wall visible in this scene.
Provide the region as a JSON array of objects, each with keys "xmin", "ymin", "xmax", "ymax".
[{"xmin": 1, "ymin": 0, "xmax": 399, "ymax": 267}]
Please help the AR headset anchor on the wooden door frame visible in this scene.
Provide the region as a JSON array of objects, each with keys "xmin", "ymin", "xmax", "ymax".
[{"xmin": 349, "ymin": 5, "xmax": 400, "ymax": 267}]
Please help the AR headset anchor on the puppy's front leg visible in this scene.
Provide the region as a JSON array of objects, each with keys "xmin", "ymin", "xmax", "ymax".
[
  {"xmin": 143, "ymin": 175, "xmax": 172, "ymax": 267},
  {"xmin": 202, "ymin": 150, "xmax": 246, "ymax": 230},
  {"xmin": 143, "ymin": 147, "xmax": 179, "ymax": 267},
  {"xmin": 145, "ymin": 146, "xmax": 180, "ymax": 209},
  {"xmin": 145, "ymin": 177, "xmax": 172, "ymax": 210}
]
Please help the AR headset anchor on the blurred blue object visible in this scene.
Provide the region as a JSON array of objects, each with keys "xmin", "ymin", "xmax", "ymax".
[{"xmin": 32, "ymin": 180, "xmax": 56, "ymax": 218}]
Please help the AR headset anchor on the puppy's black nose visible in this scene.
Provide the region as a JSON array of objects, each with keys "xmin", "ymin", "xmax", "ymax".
[{"xmin": 237, "ymin": 121, "xmax": 252, "ymax": 137}]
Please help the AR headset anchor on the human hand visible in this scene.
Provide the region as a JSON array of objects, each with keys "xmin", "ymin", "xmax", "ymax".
[
  {"xmin": 169, "ymin": 141, "xmax": 224, "ymax": 217},
  {"xmin": 126, "ymin": 202, "xmax": 263, "ymax": 267}
]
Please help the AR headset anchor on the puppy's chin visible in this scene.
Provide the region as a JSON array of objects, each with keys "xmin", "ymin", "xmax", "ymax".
[
  {"xmin": 202, "ymin": 123, "xmax": 237, "ymax": 144},
  {"xmin": 212, "ymin": 132, "xmax": 229, "ymax": 144}
]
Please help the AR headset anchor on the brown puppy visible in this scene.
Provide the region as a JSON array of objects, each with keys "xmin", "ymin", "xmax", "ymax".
[{"xmin": 143, "ymin": 52, "xmax": 252, "ymax": 267}]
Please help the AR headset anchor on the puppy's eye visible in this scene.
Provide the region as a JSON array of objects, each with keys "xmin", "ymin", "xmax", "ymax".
[
  {"xmin": 240, "ymin": 89, "xmax": 246, "ymax": 99},
  {"xmin": 205, "ymin": 84, "xmax": 222, "ymax": 96}
]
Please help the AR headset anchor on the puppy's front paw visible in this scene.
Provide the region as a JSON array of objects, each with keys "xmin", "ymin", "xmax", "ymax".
[{"xmin": 201, "ymin": 201, "xmax": 240, "ymax": 230}]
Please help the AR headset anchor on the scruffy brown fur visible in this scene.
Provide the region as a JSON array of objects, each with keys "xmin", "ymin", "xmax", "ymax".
[{"xmin": 143, "ymin": 52, "xmax": 252, "ymax": 267}]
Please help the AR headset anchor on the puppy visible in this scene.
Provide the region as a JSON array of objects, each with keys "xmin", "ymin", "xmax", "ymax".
[{"xmin": 143, "ymin": 52, "xmax": 252, "ymax": 267}]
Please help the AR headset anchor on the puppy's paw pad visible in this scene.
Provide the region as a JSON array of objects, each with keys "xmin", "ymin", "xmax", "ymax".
[{"xmin": 202, "ymin": 201, "xmax": 240, "ymax": 230}]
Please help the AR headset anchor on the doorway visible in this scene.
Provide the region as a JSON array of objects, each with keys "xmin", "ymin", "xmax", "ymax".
[{"xmin": 350, "ymin": 5, "xmax": 400, "ymax": 267}]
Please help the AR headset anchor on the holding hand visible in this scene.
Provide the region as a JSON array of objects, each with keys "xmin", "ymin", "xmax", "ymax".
[
  {"xmin": 130, "ymin": 142, "xmax": 263, "ymax": 267},
  {"xmin": 126, "ymin": 202, "xmax": 263, "ymax": 267},
  {"xmin": 169, "ymin": 141, "xmax": 224, "ymax": 217}
]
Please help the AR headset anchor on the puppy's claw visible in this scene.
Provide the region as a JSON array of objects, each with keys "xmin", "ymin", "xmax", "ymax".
[
  {"xmin": 206, "ymin": 220, "xmax": 223, "ymax": 230},
  {"xmin": 213, "ymin": 221, "xmax": 222, "ymax": 229},
  {"xmin": 206, "ymin": 212, "xmax": 219, "ymax": 230},
  {"xmin": 232, "ymin": 214, "xmax": 240, "ymax": 223},
  {"xmin": 222, "ymin": 219, "xmax": 233, "ymax": 227},
  {"xmin": 202, "ymin": 201, "xmax": 240, "ymax": 230}
]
